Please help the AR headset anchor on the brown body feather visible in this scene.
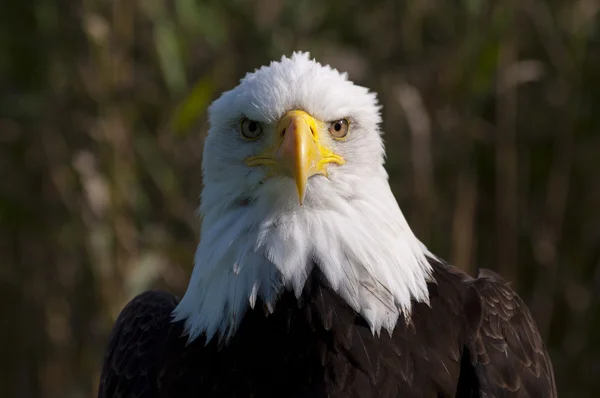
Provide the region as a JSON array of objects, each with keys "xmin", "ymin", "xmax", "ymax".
[{"xmin": 98, "ymin": 260, "xmax": 556, "ymax": 397}]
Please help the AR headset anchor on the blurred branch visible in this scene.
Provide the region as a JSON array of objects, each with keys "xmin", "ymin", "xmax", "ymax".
[{"xmin": 396, "ymin": 82, "xmax": 435, "ymax": 240}]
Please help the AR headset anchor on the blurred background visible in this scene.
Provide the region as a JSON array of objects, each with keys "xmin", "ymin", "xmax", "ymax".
[{"xmin": 1, "ymin": 0, "xmax": 599, "ymax": 396}]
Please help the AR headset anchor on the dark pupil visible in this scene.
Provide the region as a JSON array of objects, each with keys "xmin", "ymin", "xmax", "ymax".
[
  {"xmin": 334, "ymin": 122, "xmax": 342, "ymax": 131},
  {"xmin": 248, "ymin": 122, "xmax": 257, "ymax": 132}
]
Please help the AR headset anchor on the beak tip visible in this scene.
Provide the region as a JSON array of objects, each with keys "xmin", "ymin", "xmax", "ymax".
[
  {"xmin": 296, "ymin": 184, "xmax": 306, "ymax": 205},
  {"xmin": 297, "ymin": 191, "xmax": 306, "ymax": 206}
]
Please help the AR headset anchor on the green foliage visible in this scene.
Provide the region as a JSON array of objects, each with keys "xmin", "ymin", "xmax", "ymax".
[{"xmin": 171, "ymin": 76, "xmax": 215, "ymax": 135}]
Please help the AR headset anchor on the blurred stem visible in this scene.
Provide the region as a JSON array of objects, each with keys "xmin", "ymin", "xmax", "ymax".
[
  {"xmin": 109, "ymin": 0, "xmax": 139, "ymax": 314},
  {"xmin": 495, "ymin": 5, "xmax": 519, "ymax": 283},
  {"xmin": 525, "ymin": 0, "xmax": 577, "ymax": 340},
  {"xmin": 531, "ymin": 100, "xmax": 573, "ymax": 339},
  {"xmin": 451, "ymin": 151, "xmax": 478, "ymax": 274}
]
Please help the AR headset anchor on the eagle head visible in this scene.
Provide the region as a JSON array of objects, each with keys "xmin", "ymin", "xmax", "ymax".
[{"xmin": 174, "ymin": 52, "xmax": 433, "ymax": 343}]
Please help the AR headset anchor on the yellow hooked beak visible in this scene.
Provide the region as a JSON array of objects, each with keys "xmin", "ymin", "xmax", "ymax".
[{"xmin": 245, "ymin": 110, "xmax": 345, "ymax": 204}]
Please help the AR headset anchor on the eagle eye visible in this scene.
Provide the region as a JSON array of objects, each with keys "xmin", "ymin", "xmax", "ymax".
[
  {"xmin": 328, "ymin": 119, "xmax": 349, "ymax": 139},
  {"xmin": 240, "ymin": 118, "xmax": 262, "ymax": 140}
]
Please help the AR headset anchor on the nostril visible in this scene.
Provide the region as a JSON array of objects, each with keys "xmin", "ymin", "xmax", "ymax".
[
  {"xmin": 280, "ymin": 128, "xmax": 286, "ymax": 137},
  {"xmin": 310, "ymin": 127, "xmax": 316, "ymax": 137}
]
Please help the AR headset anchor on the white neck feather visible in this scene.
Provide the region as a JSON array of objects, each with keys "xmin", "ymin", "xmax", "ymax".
[{"xmin": 173, "ymin": 165, "xmax": 433, "ymax": 343}]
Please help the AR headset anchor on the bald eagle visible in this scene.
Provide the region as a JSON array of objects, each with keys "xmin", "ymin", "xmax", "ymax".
[{"xmin": 98, "ymin": 53, "xmax": 556, "ymax": 397}]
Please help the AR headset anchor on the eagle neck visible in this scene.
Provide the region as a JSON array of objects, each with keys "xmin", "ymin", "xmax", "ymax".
[{"xmin": 173, "ymin": 175, "xmax": 433, "ymax": 343}]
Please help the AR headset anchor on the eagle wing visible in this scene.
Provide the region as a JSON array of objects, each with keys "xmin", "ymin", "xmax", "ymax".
[
  {"xmin": 98, "ymin": 290, "xmax": 179, "ymax": 398},
  {"xmin": 466, "ymin": 269, "xmax": 557, "ymax": 398}
]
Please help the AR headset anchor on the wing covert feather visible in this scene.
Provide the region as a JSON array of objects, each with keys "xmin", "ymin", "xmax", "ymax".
[
  {"xmin": 467, "ymin": 269, "xmax": 557, "ymax": 398},
  {"xmin": 98, "ymin": 290, "xmax": 179, "ymax": 398}
]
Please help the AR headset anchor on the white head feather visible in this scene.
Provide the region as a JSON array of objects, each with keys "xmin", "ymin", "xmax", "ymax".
[{"xmin": 173, "ymin": 52, "xmax": 434, "ymax": 343}]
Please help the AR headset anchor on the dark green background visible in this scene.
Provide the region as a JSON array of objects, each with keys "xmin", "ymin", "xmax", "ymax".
[{"xmin": 1, "ymin": 0, "xmax": 599, "ymax": 396}]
